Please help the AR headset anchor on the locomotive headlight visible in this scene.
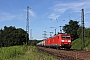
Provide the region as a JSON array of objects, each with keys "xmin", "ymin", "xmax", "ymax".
[
  {"xmin": 68, "ymin": 40, "xmax": 71, "ymax": 42},
  {"xmin": 62, "ymin": 40, "xmax": 64, "ymax": 42}
]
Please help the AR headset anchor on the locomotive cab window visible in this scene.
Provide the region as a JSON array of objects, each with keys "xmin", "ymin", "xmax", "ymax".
[{"xmin": 62, "ymin": 36, "xmax": 70, "ymax": 39}]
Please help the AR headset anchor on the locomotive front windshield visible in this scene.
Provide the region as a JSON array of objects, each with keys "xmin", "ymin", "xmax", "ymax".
[{"xmin": 62, "ymin": 36, "xmax": 71, "ymax": 39}]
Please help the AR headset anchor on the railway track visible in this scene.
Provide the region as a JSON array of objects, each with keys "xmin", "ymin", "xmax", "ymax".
[{"xmin": 37, "ymin": 47, "xmax": 90, "ymax": 60}]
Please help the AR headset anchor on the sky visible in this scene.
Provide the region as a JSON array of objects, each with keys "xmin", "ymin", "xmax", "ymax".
[{"xmin": 0, "ymin": 0, "xmax": 90, "ymax": 40}]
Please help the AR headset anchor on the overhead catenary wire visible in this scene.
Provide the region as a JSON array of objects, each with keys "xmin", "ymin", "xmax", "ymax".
[{"xmin": 74, "ymin": 11, "xmax": 90, "ymax": 21}]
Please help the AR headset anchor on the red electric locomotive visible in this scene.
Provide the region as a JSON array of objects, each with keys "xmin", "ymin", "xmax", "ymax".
[
  {"xmin": 45, "ymin": 38, "xmax": 51, "ymax": 47},
  {"xmin": 37, "ymin": 33, "xmax": 72, "ymax": 49},
  {"xmin": 50, "ymin": 33, "xmax": 71, "ymax": 49}
]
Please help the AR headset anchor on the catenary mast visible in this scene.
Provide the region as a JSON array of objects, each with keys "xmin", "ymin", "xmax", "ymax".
[
  {"xmin": 81, "ymin": 9, "xmax": 85, "ymax": 50},
  {"xmin": 26, "ymin": 6, "xmax": 29, "ymax": 44}
]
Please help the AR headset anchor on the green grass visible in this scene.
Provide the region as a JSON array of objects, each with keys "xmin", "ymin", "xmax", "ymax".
[
  {"xmin": 71, "ymin": 37, "xmax": 90, "ymax": 51},
  {"xmin": 0, "ymin": 45, "xmax": 27, "ymax": 60},
  {"xmin": 9, "ymin": 46, "xmax": 57, "ymax": 60},
  {"xmin": 0, "ymin": 46, "xmax": 57, "ymax": 60}
]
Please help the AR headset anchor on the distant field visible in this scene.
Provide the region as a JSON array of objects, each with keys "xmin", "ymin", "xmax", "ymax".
[
  {"xmin": 71, "ymin": 37, "xmax": 90, "ymax": 51},
  {"xmin": 0, "ymin": 45, "xmax": 57, "ymax": 60}
]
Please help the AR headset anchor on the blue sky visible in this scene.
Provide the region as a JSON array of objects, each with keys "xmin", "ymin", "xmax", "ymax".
[{"xmin": 0, "ymin": 0, "xmax": 90, "ymax": 40}]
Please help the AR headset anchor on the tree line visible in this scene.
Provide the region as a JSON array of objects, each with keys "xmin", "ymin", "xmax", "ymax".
[
  {"xmin": 0, "ymin": 26, "xmax": 29, "ymax": 47},
  {"xmin": 63, "ymin": 20, "xmax": 90, "ymax": 40}
]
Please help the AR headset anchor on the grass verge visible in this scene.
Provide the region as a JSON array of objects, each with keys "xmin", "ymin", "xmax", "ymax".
[
  {"xmin": 0, "ymin": 46, "xmax": 57, "ymax": 60},
  {"xmin": 71, "ymin": 37, "xmax": 90, "ymax": 51},
  {"xmin": 0, "ymin": 45, "xmax": 27, "ymax": 60}
]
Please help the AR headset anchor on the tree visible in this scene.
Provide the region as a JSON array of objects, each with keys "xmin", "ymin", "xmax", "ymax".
[
  {"xmin": 77, "ymin": 26, "xmax": 82, "ymax": 38},
  {"xmin": 83, "ymin": 28, "xmax": 90, "ymax": 38},
  {"xmin": 0, "ymin": 26, "xmax": 28, "ymax": 47},
  {"xmin": 0, "ymin": 29, "xmax": 3, "ymax": 47},
  {"xmin": 63, "ymin": 20, "xmax": 79, "ymax": 40}
]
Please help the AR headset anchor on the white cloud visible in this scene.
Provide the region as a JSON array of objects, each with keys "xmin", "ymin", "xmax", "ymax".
[
  {"xmin": 53, "ymin": 0, "xmax": 90, "ymax": 12},
  {"xmin": 16, "ymin": 14, "xmax": 24, "ymax": 20},
  {"xmin": 0, "ymin": 8, "xmax": 36, "ymax": 22},
  {"xmin": 0, "ymin": 12, "xmax": 24, "ymax": 22},
  {"xmin": 24, "ymin": 9, "xmax": 36, "ymax": 17},
  {"xmin": 0, "ymin": 12, "xmax": 16, "ymax": 22},
  {"xmin": 29, "ymin": 10, "xmax": 36, "ymax": 17},
  {"xmin": 48, "ymin": 14, "xmax": 60, "ymax": 20},
  {"xmin": 48, "ymin": 0, "xmax": 90, "ymax": 19}
]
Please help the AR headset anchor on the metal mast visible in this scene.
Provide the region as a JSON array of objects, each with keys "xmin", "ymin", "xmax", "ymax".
[
  {"xmin": 43, "ymin": 31, "xmax": 47, "ymax": 39},
  {"xmin": 30, "ymin": 29, "xmax": 32, "ymax": 40},
  {"xmin": 60, "ymin": 26, "xmax": 62, "ymax": 33},
  {"xmin": 55, "ymin": 29, "xmax": 56, "ymax": 35},
  {"xmin": 81, "ymin": 9, "xmax": 85, "ymax": 50},
  {"xmin": 26, "ymin": 6, "xmax": 29, "ymax": 44},
  {"xmin": 50, "ymin": 32, "xmax": 53, "ymax": 37}
]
